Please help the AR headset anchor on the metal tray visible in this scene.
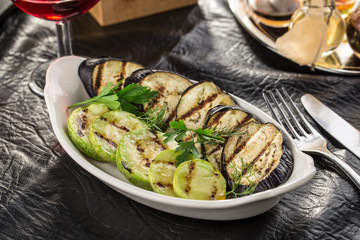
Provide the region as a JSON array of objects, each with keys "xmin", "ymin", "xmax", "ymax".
[{"xmin": 227, "ymin": 0, "xmax": 360, "ymax": 75}]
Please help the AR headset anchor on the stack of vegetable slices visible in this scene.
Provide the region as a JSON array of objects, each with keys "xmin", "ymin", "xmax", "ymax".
[{"xmin": 67, "ymin": 57, "xmax": 293, "ymax": 200}]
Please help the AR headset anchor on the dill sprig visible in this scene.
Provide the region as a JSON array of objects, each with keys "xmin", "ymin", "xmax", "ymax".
[
  {"xmin": 225, "ymin": 159, "xmax": 258, "ymax": 198},
  {"xmin": 139, "ymin": 107, "xmax": 168, "ymax": 132}
]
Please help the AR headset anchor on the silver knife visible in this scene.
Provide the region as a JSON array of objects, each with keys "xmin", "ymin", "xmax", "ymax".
[{"xmin": 301, "ymin": 94, "xmax": 360, "ymax": 159}]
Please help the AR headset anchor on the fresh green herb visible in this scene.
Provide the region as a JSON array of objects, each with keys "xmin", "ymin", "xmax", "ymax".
[
  {"xmin": 225, "ymin": 159, "xmax": 258, "ymax": 198},
  {"xmin": 68, "ymin": 81, "xmax": 159, "ymax": 116},
  {"xmin": 175, "ymin": 141, "xmax": 201, "ymax": 165},
  {"xmin": 139, "ymin": 107, "xmax": 168, "ymax": 132},
  {"xmin": 164, "ymin": 120, "xmax": 241, "ymax": 166}
]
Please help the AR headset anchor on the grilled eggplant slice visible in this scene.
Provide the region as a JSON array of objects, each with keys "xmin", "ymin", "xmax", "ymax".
[
  {"xmin": 68, "ymin": 103, "xmax": 110, "ymax": 161},
  {"xmin": 89, "ymin": 110, "xmax": 148, "ymax": 163},
  {"xmin": 173, "ymin": 159, "xmax": 226, "ymax": 200},
  {"xmin": 127, "ymin": 69, "xmax": 193, "ymax": 123},
  {"xmin": 254, "ymin": 145, "xmax": 293, "ymax": 193},
  {"xmin": 176, "ymin": 81, "xmax": 236, "ymax": 132},
  {"xmin": 116, "ymin": 129, "xmax": 178, "ymax": 190},
  {"xmin": 222, "ymin": 122, "xmax": 283, "ymax": 192},
  {"xmin": 175, "ymin": 81, "xmax": 236, "ymax": 152},
  {"xmin": 78, "ymin": 57, "xmax": 143, "ymax": 97},
  {"xmin": 203, "ymin": 105, "xmax": 257, "ymax": 170}
]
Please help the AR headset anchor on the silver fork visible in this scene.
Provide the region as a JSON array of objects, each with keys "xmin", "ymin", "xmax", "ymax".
[{"xmin": 263, "ymin": 88, "xmax": 360, "ymax": 190}]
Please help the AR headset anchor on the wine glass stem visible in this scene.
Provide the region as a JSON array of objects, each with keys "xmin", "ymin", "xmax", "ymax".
[{"xmin": 56, "ymin": 20, "xmax": 73, "ymax": 57}]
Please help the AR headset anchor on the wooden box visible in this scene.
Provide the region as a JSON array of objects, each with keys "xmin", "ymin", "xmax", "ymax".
[{"xmin": 89, "ymin": 0, "xmax": 198, "ymax": 26}]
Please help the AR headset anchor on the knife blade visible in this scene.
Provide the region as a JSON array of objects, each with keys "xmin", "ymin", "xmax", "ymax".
[{"xmin": 301, "ymin": 94, "xmax": 360, "ymax": 159}]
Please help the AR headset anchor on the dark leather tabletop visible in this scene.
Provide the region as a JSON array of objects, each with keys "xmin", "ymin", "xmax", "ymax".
[{"xmin": 1, "ymin": 0, "xmax": 360, "ymax": 239}]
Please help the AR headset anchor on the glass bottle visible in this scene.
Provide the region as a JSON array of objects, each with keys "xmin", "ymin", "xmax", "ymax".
[
  {"xmin": 289, "ymin": 0, "xmax": 346, "ymax": 55},
  {"xmin": 346, "ymin": 1, "xmax": 360, "ymax": 58},
  {"xmin": 248, "ymin": 0, "xmax": 301, "ymax": 28}
]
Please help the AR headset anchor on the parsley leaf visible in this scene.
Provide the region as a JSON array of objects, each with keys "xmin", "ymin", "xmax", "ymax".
[
  {"xmin": 175, "ymin": 142, "xmax": 195, "ymax": 164},
  {"xmin": 164, "ymin": 120, "xmax": 241, "ymax": 166},
  {"xmin": 169, "ymin": 120, "xmax": 188, "ymax": 131},
  {"xmin": 117, "ymin": 83, "xmax": 158, "ymax": 104},
  {"xmin": 68, "ymin": 80, "xmax": 158, "ymax": 116},
  {"xmin": 177, "ymin": 141, "xmax": 201, "ymax": 158}
]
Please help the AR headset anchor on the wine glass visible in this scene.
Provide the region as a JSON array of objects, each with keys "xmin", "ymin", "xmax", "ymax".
[{"xmin": 11, "ymin": 0, "xmax": 100, "ymax": 97}]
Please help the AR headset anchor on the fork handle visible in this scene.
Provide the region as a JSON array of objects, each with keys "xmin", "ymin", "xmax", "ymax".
[{"xmin": 314, "ymin": 149, "xmax": 360, "ymax": 190}]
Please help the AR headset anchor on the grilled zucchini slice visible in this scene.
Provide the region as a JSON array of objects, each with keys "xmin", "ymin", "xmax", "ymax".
[
  {"xmin": 203, "ymin": 105, "xmax": 257, "ymax": 170},
  {"xmin": 67, "ymin": 103, "xmax": 109, "ymax": 161},
  {"xmin": 116, "ymin": 129, "xmax": 178, "ymax": 190},
  {"xmin": 149, "ymin": 149, "xmax": 194, "ymax": 197},
  {"xmin": 127, "ymin": 69, "xmax": 193, "ymax": 123},
  {"xmin": 89, "ymin": 110, "xmax": 148, "ymax": 163},
  {"xmin": 173, "ymin": 159, "xmax": 226, "ymax": 200},
  {"xmin": 78, "ymin": 57, "xmax": 143, "ymax": 97},
  {"xmin": 222, "ymin": 122, "xmax": 283, "ymax": 190}
]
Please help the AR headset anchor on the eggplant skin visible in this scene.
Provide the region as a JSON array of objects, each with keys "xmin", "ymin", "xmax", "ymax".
[
  {"xmin": 78, "ymin": 57, "xmax": 143, "ymax": 97},
  {"xmin": 222, "ymin": 122, "xmax": 286, "ymax": 195},
  {"xmin": 123, "ymin": 69, "xmax": 154, "ymax": 87},
  {"xmin": 253, "ymin": 145, "xmax": 293, "ymax": 193},
  {"xmin": 227, "ymin": 145, "xmax": 293, "ymax": 195}
]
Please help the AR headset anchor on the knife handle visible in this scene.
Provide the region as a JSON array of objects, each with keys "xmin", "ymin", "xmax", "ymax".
[{"xmin": 316, "ymin": 149, "xmax": 360, "ymax": 190}]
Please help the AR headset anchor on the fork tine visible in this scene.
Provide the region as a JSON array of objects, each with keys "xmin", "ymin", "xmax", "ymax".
[
  {"xmin": 262, "ymin": 91, "xmax": 282, "ymax": 123},
  {"xmin": 275, "ymin": 88, "xmax": 309, "ymax": 137},
  {"xmin": 263, "ymin": 90, "xmax": 301, "ymax": 139},
  {"xmin": 281, "ymin": 87, "xmax": 316, "ymax": 134},
  {"xmin": 270, "ymin": 90, "xmax": 302, "ymax": 139}
]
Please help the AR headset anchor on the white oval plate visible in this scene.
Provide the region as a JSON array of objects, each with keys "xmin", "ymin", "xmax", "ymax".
[{"xmin": 44, "ymin": 56, "xmax": 315, "ymax": 220}]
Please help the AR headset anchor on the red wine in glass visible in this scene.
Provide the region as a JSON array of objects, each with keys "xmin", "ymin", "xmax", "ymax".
[
  {"xmin": 12, "ymin": 0, "xmax": 100, "ymax": 21},
  {"xmin": 11, "ymin": 0, "xmax": 100, "ymax": 97}
]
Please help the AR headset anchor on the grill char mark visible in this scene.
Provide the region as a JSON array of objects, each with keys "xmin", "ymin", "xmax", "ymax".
[
  {"xmin": 208, "ymin": 110, "xmax": 227, "ymax": 127},
  {"xmin": 149, "ymin": 130, "xmax": 166, "ymax": 151},
  {"xmin": 94, "ymin": 63, "xmax": 105, "ymax": 94},
  {"xmin": 94, "ymin": 61, "xmax": 128, "ymax": 93},
  {"xmin": 120, "ymin": 61, "xmax": 127, "ymax": 80},
  {"xmin": 135, "ymin": 131, "xmax": 168, "ymax": 169},
  {"xmin": 119, "ymin": 61, "xmax": 127, "ymax": 88},
  {"xmin": 94, "ymin": 131, "xmax": 118, "ymax": 148},
  {"xmin": 100, "ymin": 116, "xmax": 130, "ymax": 132},
  {"xmin": 226, "ymin": 125, "xmax": 262, "ymax": 163},
  {"xmin": 211, "ymin": 183, "xmax": 218, "ymax": 200},
  {"xmin": 185, "ymin": 161, "xmax": 196, "ymax": 193},
  {"xmin": 76, "ymin": 109, "xmax": 88, "ymax": 137},
  {"xmin": 155, "ymin": 160, "xmax": 175, "ymax": 166},
  {"xmin": 233, "ymin": 115, "xmax": 254, "ymax": 129},
  {"xmin": 209, "ymin": 111, "xmax": 254, "ymax": 131},
  {"xmin": 179, "ymin": 93, "xmax": 218, "ymax": 120},
  {"xmin": 208, "ymin": 144, "xmax": 223, "ymax": 155},
  {"xmin": 165, "ymin": 111, "xmax": 176, "ymax": 123},
  {"xmin": 153, "ymin": 182, "xmax": 173, "ymax": 188},
  {"xmin": 122, "ymin": 161, "xmax": 132, "ymax": 173},
  {"xmin": 145, "ymin": 83, "xmax": 165, "ymax": 107}
]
